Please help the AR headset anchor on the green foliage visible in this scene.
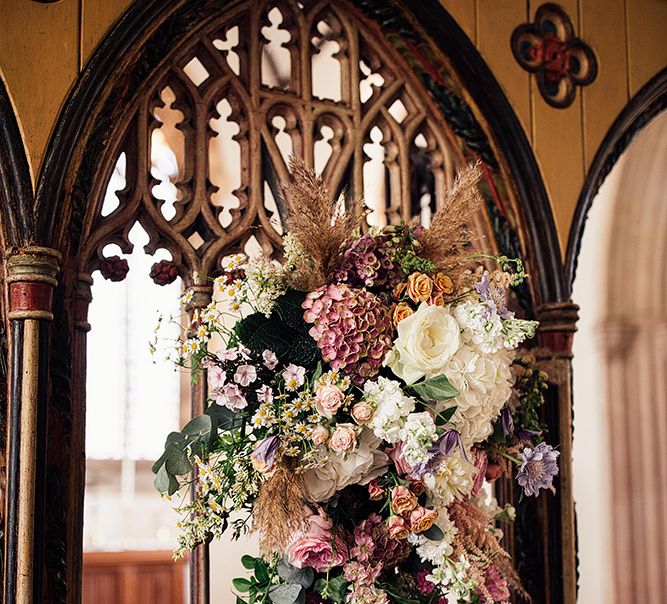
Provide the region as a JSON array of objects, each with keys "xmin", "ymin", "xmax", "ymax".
[
  {"xmin": 152, "ymin": 403, "xmax": 243, "ymax": 495},
  {"xmin": 314, "ymin": 575, "xmax": 349, "ymax": 603},
  {"xmin": 234, "ymin": 557, "xmax": 311, "ymax": 604},
  {"xmin": 407, "ymin": 374, "xmax": 460, "ymax": 401},
  {"xmin": 234, "ymin": 289, "xmax": 320, "ymax": 368}
]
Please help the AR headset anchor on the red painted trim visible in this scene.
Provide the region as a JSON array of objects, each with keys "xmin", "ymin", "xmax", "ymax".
[{"xmin": 9, "ymin": 281, "xmax": 54, "ymax": 313}]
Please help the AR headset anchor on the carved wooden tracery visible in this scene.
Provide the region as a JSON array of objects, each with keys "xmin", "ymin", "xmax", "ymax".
[{"xmin": 80, "ymin": 0, "xmax": 465, "ymax": 289}]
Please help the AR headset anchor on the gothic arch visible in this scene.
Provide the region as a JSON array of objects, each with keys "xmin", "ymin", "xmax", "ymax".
[
  {"xmin": 1, "ymin": 2, "xmax": 576, "ymax": 603},
  {"xmin": 565, "ymin": 67, "xmax": 667, "ymax": 292}
]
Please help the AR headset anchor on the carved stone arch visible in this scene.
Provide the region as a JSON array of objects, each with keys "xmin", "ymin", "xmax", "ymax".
[{"xmin": 3, "ymin": 1, "xmax": 577, "ymax": 603}]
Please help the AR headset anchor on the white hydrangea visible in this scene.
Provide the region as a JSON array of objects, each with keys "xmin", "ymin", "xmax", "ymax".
[
  {"xmin": 363, "ymin": 377, "xmax": 416, "ymax": 443},
  {"xmin": 444, "ymin": 345, "xmax": 514, "ymax": 446},
  {"xmin": 408, "ymin": 508, "xmax": 458, "ymax": 566},
  {"xmin": 399, "ymin": 412, "xmax": 438, "ymax": 466},
  {"xmin": 424, "ymin": 454, "xmax": 477, "ymax": 506}
]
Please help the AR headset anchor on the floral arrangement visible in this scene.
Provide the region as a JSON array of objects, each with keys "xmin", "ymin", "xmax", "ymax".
[{"xmin": 152, "ymin": 160, "xmax": 558, "ymax": 604}]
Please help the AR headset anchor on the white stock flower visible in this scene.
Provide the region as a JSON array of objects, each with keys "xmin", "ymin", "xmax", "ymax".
[
  {"xmin": 363, "ymin": 377, "xmax": 416, "ymax": 443},
  {"xmin": 303, "ymin": 429, "xmax": 389, "ymax": 501},
  {"xmin": 384, "ymin": 303, "xmax": 461, "ymax": 385},
  {"xmin": 408, "ymin": 508, "xmax": 458, "ymax": 566},
  {"xmin": 453, "ymin": 301, "xmax": 505, "ymax": 354},
  {"xmin": 399, "ymin": 412, "xmax": 438, "ymax": 466}
]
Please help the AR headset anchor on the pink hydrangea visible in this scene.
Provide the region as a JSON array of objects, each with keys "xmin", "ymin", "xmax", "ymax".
[{"xmin": 302, "ymin": 284, "xmax": 392, "ymax": 385}]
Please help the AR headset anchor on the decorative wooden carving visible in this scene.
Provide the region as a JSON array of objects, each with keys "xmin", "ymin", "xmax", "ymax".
[
  {"xmin": 511, "ymin": 3, "xmax": 597, "ymax": 109},
  {"xmin": 79, "ymin": 0, "xmax": 465, "ymax": 289}
]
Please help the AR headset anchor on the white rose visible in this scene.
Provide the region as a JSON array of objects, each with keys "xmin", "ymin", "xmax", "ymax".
[
  {"xmin": 304, "ymin": 429, "xmax": 389, "ymax": 501},
  {"xmin": 385, "ymin": 303, "xmax": 461, "ymax": 384}
]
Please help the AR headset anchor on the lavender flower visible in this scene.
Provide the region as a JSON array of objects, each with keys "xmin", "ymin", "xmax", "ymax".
[
  {"xmin": 516, "ymin": 442, "xmax": 560, "ymax": 496},
  {"xmin": 251, "ymin": 435, "xmax": 281, "ymax": 473},
  {"xmin": 476, "ymin": 271, "xmax": 513, "ymax": 319}
]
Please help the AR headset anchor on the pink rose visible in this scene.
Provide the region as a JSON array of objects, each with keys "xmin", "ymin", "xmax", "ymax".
[
  {"xmin": 311, "ymin": 425, "xmax": 330, "ymax": 446},
  {"xmin": 350, "ymin": 402, "xmax": 374, "ymax": 425},
  {"xmin": 315, "ymin": 385, "xmax": 345, "ymax": 418},
  {"xmin": 408, "ymin": 507, "xmax": 438, "ymax": 534},
  {"xmin": 367, "ymin": 479, "xmax": 385, "ymax": 501},
  {"xmin": 387, "ymin": 516, "xmax": 409, "ymax": 540},
  {"xmin": 286, "ymin": 509, "xmax": 347, "ymax": 572},
  {"xmin": 329, "ymin": 424, "xmax": 357, "ymax": 452},
  {"xmin": 386, "ymin": 442, "xmax": 414, "ymax": 477},
  {"xmin": 390, "ymin": 486, "xmax": 418, "ymax": 516}
]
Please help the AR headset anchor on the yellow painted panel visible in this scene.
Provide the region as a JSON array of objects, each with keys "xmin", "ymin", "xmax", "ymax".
[
  {"xmin": 476, "ymin": 0, "xmax": 532, "ymax": 141},
  {"xmin": 81, "ymin": 0, "xmax": 134, "ymax": 67},
  {"xmin": 438, "ymin": 0, "xmax": 476, "ymax": 44},
  {"xmin": 627, "ymin": 0, "xmax": 667, "ymax": 96},
  {"xmin": 529, "ymin": 0, "xmax": 584, "ymax": 252},
  {"xmin": 580, "ymin": 0, "xmax": 629, "ymax": 168},
  {"xmin": 0, "ymin": 0, "xmax": 79, "ymax": 180}
]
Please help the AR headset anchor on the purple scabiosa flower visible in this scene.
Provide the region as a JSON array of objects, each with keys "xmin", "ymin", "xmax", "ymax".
[
  {"xmin": 251, "ymin": 435, "xmax": 281, "ymax": 473},
  {"xmin": 516, "ymin": 442, "xmax": 560, "ymax": 496}
]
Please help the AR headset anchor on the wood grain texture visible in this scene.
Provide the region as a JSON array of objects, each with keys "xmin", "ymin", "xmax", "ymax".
[
  {"xmin": 80, "ymin": 0, "xmax": 135, "ymax": 66},
  {"xmin": 580, "ymin": 0, "xmax": 629, "ymax": 168},
  {"xmin": 626, "ymin": 0, "xmax": 667, "ymax": 97},
  {"xmin": 476, "ymin": 0, "xmax": 532, "ymax": 142},
  {"xmin": 529, "ymin": 0, "xmax": 584, "ymax": 254},
  {"xmin": 437, "ymin": 0, "xmax": 476, "ymax": 44},
  {"xmin": 0, "ymin": 0, "xmax": 79, "ymax": 177}
]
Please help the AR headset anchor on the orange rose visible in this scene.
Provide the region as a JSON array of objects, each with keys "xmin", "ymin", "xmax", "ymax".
[
  {"xmin": 390, "ymin": 485, "xmax": 418, "ymax": 516},
  {"xmin": 433, "ymin": 272, "xmax": 455, "ymax": 295},
  {"xmin": 392, "ymin": 302, "xmax": 414, "ymax": 326},
  {"xmin": 368, "ymin": 479, "xmax": 385, "ymax": 501},
  {"xmin": 406, "ymin": 272, "xmax": 433, "ymax": 303},
  {"xmin": 387, "ymin": 516, "xmax": 409, "ymax": 540},
  {"xmin": 393, "ymin": 282, "xmax": 407, "ymax": 300},
  {"xmin": 428, "ymin": 292, "xmax": 445, "ymax": 307},
  {"xmin": 409, "ymin": 507, "xmax": 438, "ymax": 534}
]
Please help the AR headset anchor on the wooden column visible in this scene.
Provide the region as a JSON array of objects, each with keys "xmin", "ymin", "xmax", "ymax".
[
  {"xmin": 535, "ymin": 301, "xmax": 579, "ymax": 604},
  {"xmin": 3, "ymin": 247, "xmax": 61, "ymax": 604},
  {"xmin": 185, "ymin": 284, "xmax": 212, "ymax": 604}
]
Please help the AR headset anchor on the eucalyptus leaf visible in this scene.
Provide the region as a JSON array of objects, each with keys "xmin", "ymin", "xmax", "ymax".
[
  {"xmin": 165, "ymin": 447, "xmax": 193, "ymax": 476},
  {"xmin": 153, "ymin": 463, "xmax": 171, "ymax": 493},
  {"xmin": 268, "ymin": 583, "xmax": 303, "ymax": 604},
  {"xmin": 182, "ymin": 414, "xmax": 212, "ymax": 437},
  {"xmin": 277, "ymin": 558, "xmax": 314, "ymax": 588},
  {"xmin": 206, "ymin": 403, "xmax": 243, "ymax": 432},
  {"xmin": 232, "ymin": 578, "xmax": 252, "ymax": 593},
  {"xmin": 409, "ymin": 374, "xmax": 459, "ymax": 401}
]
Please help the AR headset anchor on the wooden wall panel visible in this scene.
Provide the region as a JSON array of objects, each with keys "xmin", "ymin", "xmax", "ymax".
[
  {"xmin": 580, "ymin": 0, "xmax": 629, "ymax": 168},
  {"xmin": 476, "ymin": 0, "xmax": 532, "ymax": 142},
  {"xmin": 626, "ymin": 0, "xmax": 667, "ymax": 97},
  {"xmin": 81, "ymin": 0, "xmax": 134, "ymax": 67},
  {"xmin": 529, "ymin": 0, "xmax": 584, "ymax": 251},
  {"xmin": 0, "ymin": 0, "xmax": 79, "ymax": 180},
  {"xmin": 438, "ymin": 0, "xmax": 477, "ymax": 44}
]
